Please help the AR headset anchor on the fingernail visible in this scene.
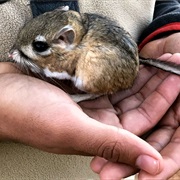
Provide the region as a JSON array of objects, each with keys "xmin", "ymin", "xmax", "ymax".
[{"xmin": 135, "ymin": 155, "xmax": 160, "ymax": 175}]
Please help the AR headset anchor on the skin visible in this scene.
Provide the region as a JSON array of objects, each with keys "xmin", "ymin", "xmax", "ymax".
[
  {"xmin": 85, "ymin": 33, "xmax": 180, "ymax": 179},
  {"xmin": 138, "ymin": 32, "xmax": 180, "ymax": 180},
  {"xmin": 0, "ymin": 33, "xmax": 179, "ymax": 179},
  {"xmin": 0, "ymin": 63, "xmax": 163, "ymax": 175}
]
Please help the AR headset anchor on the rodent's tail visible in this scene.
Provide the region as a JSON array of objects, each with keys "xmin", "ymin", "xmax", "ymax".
[{"xmin": 139, "ymin": 57, "xmax": 180, "ymax": 75}]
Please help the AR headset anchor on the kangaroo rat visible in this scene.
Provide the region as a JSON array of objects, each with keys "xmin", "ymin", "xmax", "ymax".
[{"xmin": 9, "ymin": 6, "xmax": 180, "ymax": 102}]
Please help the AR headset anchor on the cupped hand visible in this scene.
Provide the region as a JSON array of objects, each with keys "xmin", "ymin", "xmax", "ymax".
[
  {"xmin": 0, "ymin": 62, "xmax": 164, "ymax": 178},
  {"xmin": 138, "ymin": 33, "xmax": 180, "ymax": 179},
  {"xmin": 81, "ymin": 57, "xmax": 179, "ymax": 179},
  {"xmin": 80, "ymin": 33, "xmax": 180, "ymax": 179}
]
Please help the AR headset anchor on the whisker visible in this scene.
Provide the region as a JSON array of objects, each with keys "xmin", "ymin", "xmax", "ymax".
[
  {"xmin": 44, "ymin": 75, "xmax": 69, "ymax": 93},
  {"xmin": 11, "ymin": 51, "xmax": 73, "ymax": 94},
  {"xmin": 22, "ymin": 61, "xmax": 30, "ymax": 75},
  {"xmin": 22, "ymin": 60, "xmax": 68, "ymax": 92}
]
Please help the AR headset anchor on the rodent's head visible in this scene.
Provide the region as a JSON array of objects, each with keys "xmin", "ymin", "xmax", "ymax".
[{"xmin": 9, "ymin": 6, "xmax": 86, "ymax": 73}]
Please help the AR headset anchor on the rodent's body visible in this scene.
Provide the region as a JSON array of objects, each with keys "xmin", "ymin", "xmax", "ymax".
[
  {"xmin": 75, "ymin": 13, "xmax": 139, "ymax": 94},
  {"xmin": 9, "ymin": 7, "xmax": 180, "ymax": 101}
]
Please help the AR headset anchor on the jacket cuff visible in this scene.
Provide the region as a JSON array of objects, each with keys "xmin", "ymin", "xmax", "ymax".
[{"xmin": 138, "ymin": 12, "xmax": 180, "ymax": 51}]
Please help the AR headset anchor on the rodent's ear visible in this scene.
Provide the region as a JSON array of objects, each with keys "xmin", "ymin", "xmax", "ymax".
[{"xmin": 53, "ymin": 25, "xmax": 75, "ymax": 49}]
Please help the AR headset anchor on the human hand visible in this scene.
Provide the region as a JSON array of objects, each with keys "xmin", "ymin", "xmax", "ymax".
[
  {"xmin": 0, "ymin": 62, "xmax": 164, "ymax": 177},
  {"xmin": 80, "ymin": 33, "xmax": 180, "ymax": 179},
  {"xmin": 140, "ymin": 32, "xmax": 180, "ymax": 58},
  {"xmin": 138, "ymin": 33, "xmax": 180, "ymax": 179}
]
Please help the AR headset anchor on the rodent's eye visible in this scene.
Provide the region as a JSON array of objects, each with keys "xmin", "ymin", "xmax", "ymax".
[{"xmin": 32, "ymin": 41, "xmax": 49, "ymax": 53}]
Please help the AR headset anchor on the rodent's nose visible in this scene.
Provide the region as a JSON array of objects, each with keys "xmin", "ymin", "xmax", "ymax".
[
  {"xmin": 8, "ymin": 53, "xmax": 13, "ymax": 59},
  {"xmin": 8, "ymin": 48, "xmax": 19, "ymax": 61},
  {"xmin": 8, "ymin": 46, "xmax": 18, "ymax": 59}
]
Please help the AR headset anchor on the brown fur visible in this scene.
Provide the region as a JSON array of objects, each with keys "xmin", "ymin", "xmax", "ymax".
[
  {"xmin": 10, "ymin": 8, "xmax": 180, "ymax": 98},
  {"xmin": 8, "ymin": 7, "xmax": 145, "ymax": 94},
  {"xmin": 10, "ymin": 8, "xmax": 139, "ymax": 95}
]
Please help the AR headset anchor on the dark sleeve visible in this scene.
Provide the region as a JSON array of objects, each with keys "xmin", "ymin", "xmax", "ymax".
[
  {"xmin": 30, "ymin": 0, "xmax": 79, "ymax": 17},
  {"xmin": 138, "ymin": 0, "xmax": 180, "ymax": 50}
]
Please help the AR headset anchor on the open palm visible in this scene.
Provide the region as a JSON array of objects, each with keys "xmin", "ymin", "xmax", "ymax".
[{"xmin": 80, "ymin": 34, "xmax": 180, "ymax": 179}]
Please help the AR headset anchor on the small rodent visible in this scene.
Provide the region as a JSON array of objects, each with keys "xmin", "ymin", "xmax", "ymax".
[{"xmin": 9, "ymin": 6, "xmax": 180, "ymax": 102}]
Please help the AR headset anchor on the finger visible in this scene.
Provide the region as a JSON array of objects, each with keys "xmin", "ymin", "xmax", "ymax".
[
  {"xmin": 91, "ymin": 95, "xmax": 179, "ymax": 179},
  {"xmin": 91, "ymin": 156, "xmax": 137, "ymax": 179},
  {"xmin": 119, "ymin": 74, "xmax": 180, "ymax": 135},
  {"xmin": 138, "ymin": 127, "xmax": 180, "ymax": 180},
  {"xmin": 90, "ymin": 156, "xmax": 107, "ymax": 173},
  {"xmin": 139, "ymin": 37, "xmax": 165, "ymax": 58},
  {"xmin": 109, "ymin": 66, "xmax": 158, "ymax": 104},
  {"xmin": 72, "ymin": 118, "xmax": 164, "ymax": 175},
  {"xmin": 144, "ymin": 96, "xmax": 179, "ymax": 151},
  {"xmin": 158, "ymin": 53, "xmax": 180, "ymax": 64},
  {"xmin": 110, "ymin": 52, "xmax": 180, "ymax": 105},
  {"xmin": 114, "ymin": 70, "xmax": 169, "ymax": 114},
  {"xmin": 144, "ymin": 126, "xmax": 175, "ymax": 152},
  {"xmin": 99, "ymin": 163, "xmax": 136, "ymax": 180},
  {"xmin": 163, "ymin": 32, "xmax": 180, "ymax": 54},
  {"xmin": 158, "ymin": 53, "xmax": 173, "ymax": 60},
  {"xmin": 114, "ymin": 52, "xmax": 180, "ymax": 114}
]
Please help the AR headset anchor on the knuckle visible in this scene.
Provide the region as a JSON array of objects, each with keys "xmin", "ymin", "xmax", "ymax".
[
  {"xmin": 97, "ymin": 138, "xmax": 129, "ymax": 163},
  {"xmin": 103, "ymin": 141, "xmax": 120, "ymax": 162}
]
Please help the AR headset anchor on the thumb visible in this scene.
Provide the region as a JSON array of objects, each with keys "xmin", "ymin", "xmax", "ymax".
[
  {"xmin": 139, "ymin": 38, "xmax": 165, "ymax": 58},
  {"xmin": 72, "ymin": 117, "xmax": 164, "ymax": 175}
]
